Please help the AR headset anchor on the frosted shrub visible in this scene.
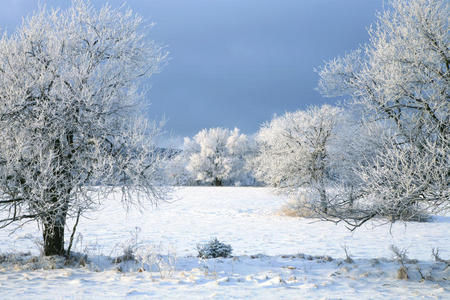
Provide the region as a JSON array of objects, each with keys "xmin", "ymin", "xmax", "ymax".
[
  {"xmin": 197, "ymin": 238, "xmax": 232, "ymax": 259},
  {"xmin": 280, "ymin": 193, "xmax": 319, "ymax": 218},
  {"xmin": 135, "ymin": 244, "xmax": 177, "ymax": 278},
  {"xmin": 113, "ymin": 227, "xmax": 141, "ymax": 264}
]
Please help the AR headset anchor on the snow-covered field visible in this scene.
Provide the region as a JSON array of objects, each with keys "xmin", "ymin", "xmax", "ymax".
[{"xmin": 1, "ymin": 187, "xmax": 449, "ymax": 299}]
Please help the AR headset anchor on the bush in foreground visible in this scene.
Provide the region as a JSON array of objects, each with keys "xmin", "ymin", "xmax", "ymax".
[{"xmin": 197, "ymin": 238, "xmax": 233, "ymax": 259}]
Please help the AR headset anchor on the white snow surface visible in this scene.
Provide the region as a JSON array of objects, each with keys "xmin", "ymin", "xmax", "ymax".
[{"xmin": 1, "ymin": 187, "xmax": 449, "ymax": 299}]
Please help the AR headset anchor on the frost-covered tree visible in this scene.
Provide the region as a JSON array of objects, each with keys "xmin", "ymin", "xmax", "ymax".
[
  {"xmin": 252, "ymin": 105, "xmax": 353, "ymax": 213},
  {"xmin": 183, "ymin": 128, "xmax": 254, "ymax": 186},
  {"xmin": 0, "ymin": 1, "xmax": 168, "ymax": 255},
  {"xmin": 317, "ymin": 0, "xmax": 449, "ymax": 227},
  {"xmin": 164, "ymin": 149, "xmax": 196, "ymax": 186}
]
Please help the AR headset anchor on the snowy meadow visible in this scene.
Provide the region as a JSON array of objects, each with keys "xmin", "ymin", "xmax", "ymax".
[{"xmin": 1, "ymin": 187, "xmax": 449, "ymax": 299}]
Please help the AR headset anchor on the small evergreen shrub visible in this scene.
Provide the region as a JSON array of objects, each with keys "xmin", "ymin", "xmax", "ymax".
[{"xmin": 197, "ymin": 238, "xmax": 232, "ymax": 258}]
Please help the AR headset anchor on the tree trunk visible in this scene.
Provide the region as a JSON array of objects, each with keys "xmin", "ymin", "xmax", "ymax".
[
  {"xmin": 43, "ymin": 218, "xmax": 66, "ymax": 256},
  {"xmin": 42, "ymin": 191, "xmax": 69, "ymax": 256},
  {"xmin": 317, "ymin": 169, "xmax": 328, "ymax": 214},
  {"xmin": 348, "ymin": 186, "xmax": 354, "ymax": 208},
  {"xmin": 41, "ymin": 136, "xmax": 71, "ymax": 256},
  {"xmin": 213, "ymin": 177, "xmax": 222, "ymax": 186},
  {"xmin": 319, "ymin": 189, "xmax": 328, "ymax": 214}
]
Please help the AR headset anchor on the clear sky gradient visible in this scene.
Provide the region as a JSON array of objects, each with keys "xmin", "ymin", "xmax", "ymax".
[{"xmin": 1, "ymin": 0, "xmax": 384, "ymax": 138}]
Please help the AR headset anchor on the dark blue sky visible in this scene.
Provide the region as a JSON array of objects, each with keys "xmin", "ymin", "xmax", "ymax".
[{"xmin": 1, "ymin": 0, "xmax": 384, "ymax": 138}]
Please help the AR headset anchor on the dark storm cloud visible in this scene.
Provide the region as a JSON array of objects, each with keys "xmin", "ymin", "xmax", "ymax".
[{"xmin": 0, "ymin": 0, "xmax": 384, "ymax": 137}]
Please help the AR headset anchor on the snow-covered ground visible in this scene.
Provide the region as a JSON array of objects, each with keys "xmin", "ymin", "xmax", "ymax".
[{"xmin": 1, "ymin": 187, "xmax": 449, "ymax": 299}]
